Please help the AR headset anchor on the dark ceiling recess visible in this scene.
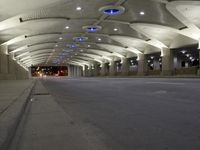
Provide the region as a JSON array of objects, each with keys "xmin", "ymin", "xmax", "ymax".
[{"xmin": 179, "ymin": 26, "xmax": 188, "ymax": 30}]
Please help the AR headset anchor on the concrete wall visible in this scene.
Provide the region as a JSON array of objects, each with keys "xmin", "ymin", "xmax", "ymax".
[{"xmin": 0, "ymin": 46, "xmax": 29, "ymax": 80}]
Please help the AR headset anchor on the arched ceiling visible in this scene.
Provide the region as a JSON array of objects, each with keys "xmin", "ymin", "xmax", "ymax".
[{"xmin": 0, "ymin": 0, "xmax": 199, "ymax": 67}]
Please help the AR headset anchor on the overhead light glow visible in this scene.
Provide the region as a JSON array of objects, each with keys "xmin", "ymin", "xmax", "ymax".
[
  {"xmin": 59, "ymin": 37, "xmax": 63, "ymax": 40},
  {"xmin": 65, "ymin": 26, "xmax": 69, "ymax": 29},
  {"xmin": 76, "ymin": 6, "xmax": 82, "ymax": 11},
  {"xmin": 140, "ymin": 11, "xmax": 145, "ymax": 15},
  {"xmin": 114, "ymin": 28, "xmax": 118, "ymax": 31}
]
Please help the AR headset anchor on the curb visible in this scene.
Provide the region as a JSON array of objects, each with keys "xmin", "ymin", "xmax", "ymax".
[{"xmin": 0, "ymin": 80, "xmax": 36, "ymax": 150}]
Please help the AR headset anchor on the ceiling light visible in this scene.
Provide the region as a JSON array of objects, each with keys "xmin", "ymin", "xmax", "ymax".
[
  {"xmin": 98, "ymin": 38, "xmax": 102, "ymax": 41},
  {"xmin": 186, "ymin": 54, "xmax": 190, "ymax": 57},
  {"xmin": 88, "ymin": 45, "xmax": 91, "ymax": 47},
  {"xmin": 181, "ymin": 50, "xmax": 186, "ymax": 54},
  {"xmin": 73, "ymin": 37, "xmax": 88, "ymax": 42},
  {"xmin": 99, "ymin": 6, "xmax": 125, "ymax": 15},
  {"xmin": 59, "ymin": 37, "xmax": 63, "ymax": 40},
  {"xmin": 65, "ymin": 26, "xmax": 69, "ymax": 29},
  {"xmin": 83, "ymin": 26, "xmax": 102, "ymax": 32},
  {"xmin": 140, "ymin": 11, "xmax": 145, "ymax": 15},
  {"xmin": 76, "ymin": 6, "xmax": 82, "ymax": 11},
  {"xmin": 114, "ymin": 28, "xmax": 118, "ymax": 31}
]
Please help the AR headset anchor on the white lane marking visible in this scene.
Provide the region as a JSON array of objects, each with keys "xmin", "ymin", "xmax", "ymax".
[{"xmin": 146, "ymin": 82, "xmax": 184, "ymax": 85}]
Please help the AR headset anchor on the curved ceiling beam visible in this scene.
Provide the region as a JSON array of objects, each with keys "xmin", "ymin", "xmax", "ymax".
[
  {"xmin": 10, "ymin": 42, "xmax": 56, "ymax": 53},
  {"xmin": 20, "ymin": 54, "xmax": 51, "ymax": 62},
  {"xmin": 23, "ymin": 59, "xmax": 47, "ymax": 65},
  {"xmin": 73, "ymin": 56, "xmax": 96, "ymax": 62},
  {"xmin": 166, "ymin": 1, "xmax": 200, "ymax": 40},
  {"xmin": 110, "ymin": 35, "xmax": 151, "ymax": 53},
  {"xmin": 22, "ymin": 57, "xmax": 48, "ymax": 64},
  {"xmin": 130, "ymin": 23, "xmax": 199, "ymax": 49},
  {"xmin": 15, "ymin": 50, "xmax": 53, "ymax": 58},
  {"xmin": 2, "ymin": 33, "xmax": 61, "ymax": 46},
  {"xmin": 71, "ymin": 58, "xmax": 90, "ymax": 64},
  {"xmin": 97, "ymin": 43, "xmax": 128, "ymax": 57}
]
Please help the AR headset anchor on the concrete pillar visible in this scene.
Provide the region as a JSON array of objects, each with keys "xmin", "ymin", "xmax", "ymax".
[
  {"xmin": 8, "ymin": 54, "xmax": 16, "ymax": 79},
  {"xmin": 100, "ymin": 63, "xmax": 106, "ymax": 76},
  {"xmin": 161, "ymin": 48, "xmax": 174, "ymax": 76},
  {"xmin": 198, "ymin": 50, "xmax": 200, "ymax": 76},
  {"xmin": 88, "ymin": 65, "xmax": 92, "ymax": 77},
  {"xmin": 109, "ymin": 60, "xmax": 116, "ymax": 76},
  {"xmin": 74, "ymin": 66, "xmax": 77, "ymax": 77},
  {"xmin": 82, "ymin": 65, "xmax": 87, "ymax": 77},
  {"xmin": 93, "ymin": 63, "xmax": 98, "ymax": 76},
  {"xmin": 67, "ymin": 65, "xmax": 72, "ymax": 77},
  {"xmin": 72, "ymin": 66, "xmax": 76, "ymax": 77},
  {"xmin": 28, "ymin": 67, "xmax": 32, "ymax": 78},
  {"xmin": 121, "ymin": 58, "xmax": 129, "ymax": 76},
  {"xmin": 0, "ymin": 45, "xmax": 9, "ymax": 74},
  {"xmin": 137, "ymin": 54, "xmax": 147, "ymax": 76},
  {"xmin": 76, "ymin": 66, "xmax": 81, "ymax": 77}
]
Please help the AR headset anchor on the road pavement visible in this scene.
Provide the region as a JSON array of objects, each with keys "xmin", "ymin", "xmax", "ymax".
[{"xmin": 39, "ymin": 77, "xmax": 200, "ymax": 150}]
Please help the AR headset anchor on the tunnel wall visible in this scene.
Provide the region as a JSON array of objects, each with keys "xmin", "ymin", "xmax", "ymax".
[{"xmin": 0, "ymin": 45, "xmax": 29, "ymax": 80}]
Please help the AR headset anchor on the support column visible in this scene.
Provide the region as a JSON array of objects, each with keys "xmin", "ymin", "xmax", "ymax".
[
  {"xmin": 198, "ymin": 50, "xmax": 200, "ymax": 76},
  {"xmin": 100, "ymin": 63, "xmax": 106, "ymax": 76},
  {"xmin": 93, "ymin": 63, "xmax": 98, "ymax": 76},
  {"xmin": 121, "ymin": 58, "xmax": 129, "ymax": 76},
  {"xmin": 109, "ymin": 60, "xmax": 116, "ymax": 76},
  {"xmin": 76, "ymin": 66, "xmax": 81, "ymax": 77},
  {"xmin": 161, "ymin": 48, "xmax": 174, "ymax": 76},
  {"xmin": 0, "ymin": 45, "xmax": 9, "ymax": 74},
  {"xmin": 82, "ymin": 65, "xmax": 87, "ymax": 77},
  {"xmin": 137, "ymin": 54, "xmax": 147, "ymax": 76},
  {"xmin": 88, "ymin": 65, "xmax": 92, "ymax": 77},
  {"xmin": 68, "ymin": 65, "xmax": 72, "ymax": 77},
  {"xmin": 28, "ymin": 67, "xmax": 32, "ymax": 78}
]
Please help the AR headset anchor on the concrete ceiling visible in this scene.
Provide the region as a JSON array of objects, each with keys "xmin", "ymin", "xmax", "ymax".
[{"xmin": 0, "ymin": 0, "xmax": 199, "ymax": 67}]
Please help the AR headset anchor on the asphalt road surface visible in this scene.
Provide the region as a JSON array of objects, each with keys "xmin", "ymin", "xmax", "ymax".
[{"xmin": 41, "ymin": 77, "xmax": 200, "ymax": 150}]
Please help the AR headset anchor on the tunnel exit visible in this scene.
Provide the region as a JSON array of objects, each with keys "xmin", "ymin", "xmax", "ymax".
[{"xmin": 31, "ymin": 66, "xmax": 68, "ymax": 77}]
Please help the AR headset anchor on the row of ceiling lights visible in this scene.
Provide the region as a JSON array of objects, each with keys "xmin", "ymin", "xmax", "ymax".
[
  {"xmin": 52, "ymin": 5, "xmax": 145, "ymax": 64},
  {"xmin": 58, "ymin": 5, "xmax": 146, "ymax": 43}
]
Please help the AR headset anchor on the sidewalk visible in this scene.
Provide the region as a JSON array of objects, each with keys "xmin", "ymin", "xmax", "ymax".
[
  {"xmin": 0, "ymin": 80, "xmax": 35, "ymax": 150},
  {"xmin": 8, "ymin": 80, "xmax": 106, "ymax": 150}
]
